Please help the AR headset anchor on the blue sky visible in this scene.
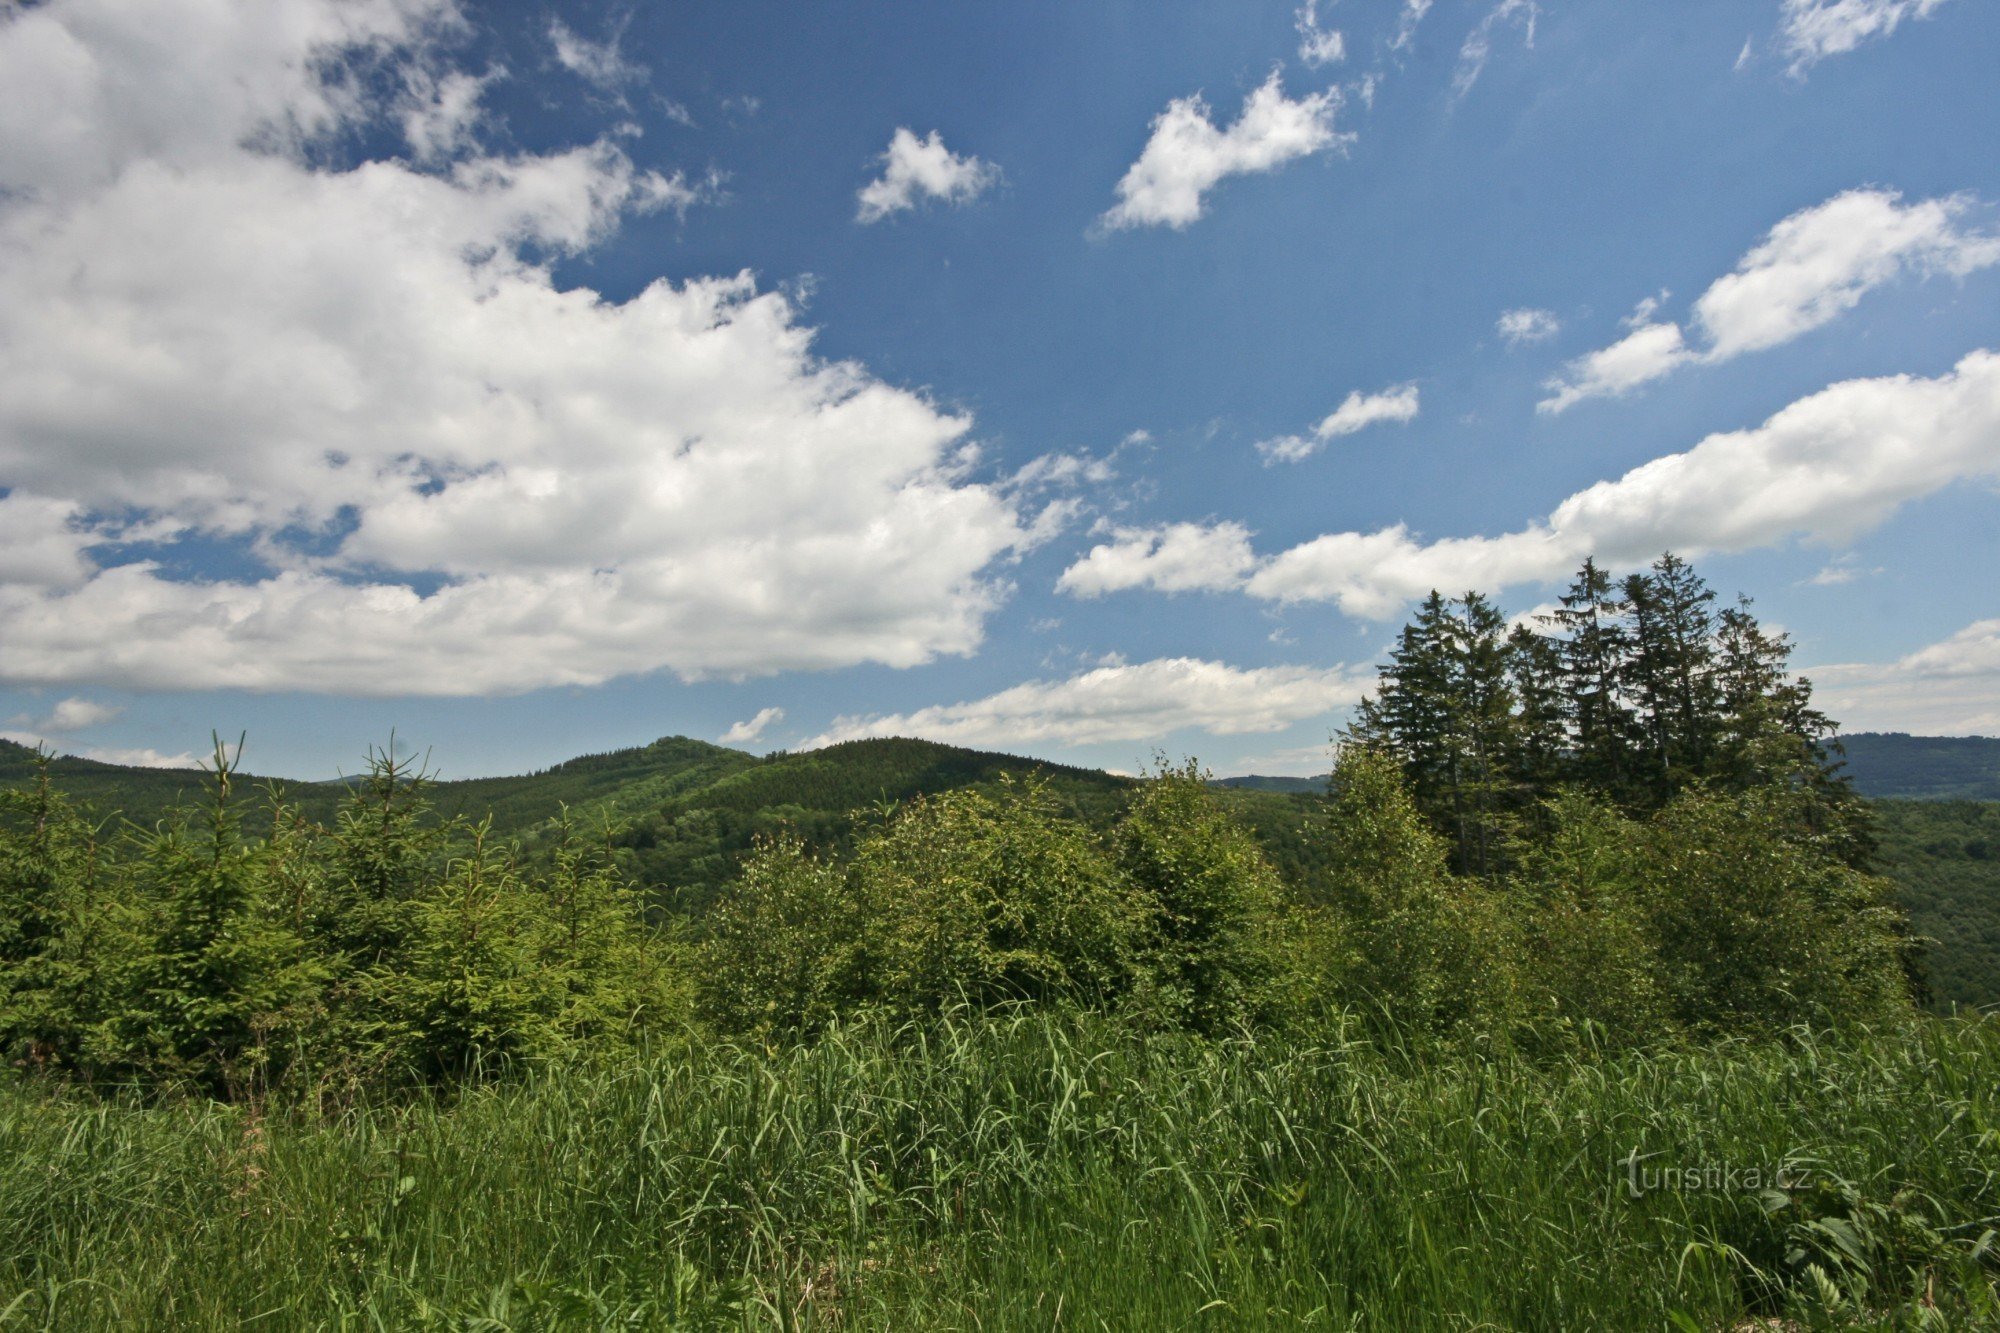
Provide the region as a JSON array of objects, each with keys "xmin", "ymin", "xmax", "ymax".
[{"xmin": 1, "ymin": 0, "xmax": 1997, "ymax": 778}]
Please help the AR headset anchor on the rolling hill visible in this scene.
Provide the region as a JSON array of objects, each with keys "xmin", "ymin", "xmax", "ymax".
[{"xmin": 6, "ymin": 730, "xmax": 1996, "ymax": 1007}]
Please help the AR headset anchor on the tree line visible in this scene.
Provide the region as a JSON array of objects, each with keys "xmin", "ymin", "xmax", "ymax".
[
  {"xmin": 0, "ymin": 555, "xmax": 1918, "ymax": 1099},
  {"xmin": 1349, "ymin": 553, "xmax": 1870, "ymax": 877}
]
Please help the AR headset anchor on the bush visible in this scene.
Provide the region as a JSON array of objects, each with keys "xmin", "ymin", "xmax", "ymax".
[
  {"xmin": 699, "ymin": 834, "xmax": 863, "ymax": 1038},
  {"xmin": 1512, "ymin": 790, "xmax": 1671, "ymax": 1046},
  {"xmin": 1320, "ymin": 747, "xmax": 1519, "ymax": 1040},
  {"xmin": 1113, "ymin": 760, "xmax": 1304, "ymax": 1033},
  {"xmin": 852, "ymin": 779, "xmax": 1145, "ymax": 1016},
  {"xmin": 1640, "ymin": 785, "xmax": 1910, "ymax": 1034}
]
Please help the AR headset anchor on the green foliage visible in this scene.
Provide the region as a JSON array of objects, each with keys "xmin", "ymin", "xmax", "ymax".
[
  {"xmin": 1355, "ymin": 554, "xmax": 1866, "ymax": 873},
  {"xmin": 2, "ymin": 1012, "xmax": 1995, "ymax": 1327},
  {"xmin": 0, "ymin": 750, "xmax": 131, "ymax": 1075},
  {"xmin": 0, "ymin": 741, "xmax": 680, "ymax": 1097},
  {"xmin": 1319, "ymin": 747, "xmax": 1519, "ymax": 1039},
  {"xmin": 854, "ymin": 779, "xmax": 1144, "ymax": 1015},
  {"xmin": 699, "ymin": 835, "xmax": 862, "ymax": 1037},
  {"xmin": 1512, "ymin": 791, "xmax": 1670, "ymax": 1044},
  {"xmin": 1639, "ymin": 785, "xmax": 1910, "ymax": 1035},
  {"xmin": 121, "ymin": 741, "xmax": 322, "ymax": 1095},
  {"xmin": 699, "ymin": 769, "xmax": 1305, "ymax": 1038},
  {"xmin": 1838, "ymin": 733, "xmax": 2000, "ymax": 800},
  {"xmin": 1114, "ymin": 760, "xmax": 1303, "ymax": 1032},
  {"xmin": 1874, "ymin": 799, "xmax": 2000, "ymax": 1010}
]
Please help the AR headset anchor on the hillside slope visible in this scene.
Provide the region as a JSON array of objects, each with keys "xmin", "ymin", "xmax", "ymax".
[
  {"xmin": 1837, "ymin": 733, "xmax": 2000, "ymax": 800},
  {"xmin": 1874, "ymin": 800, "xmax": 2000, "ymax": 1010}
]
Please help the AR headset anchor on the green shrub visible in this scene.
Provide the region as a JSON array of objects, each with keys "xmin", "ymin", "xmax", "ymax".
[
  {"xmin": 853, "ymin": 778, "xmax": 1145, "ymax": 1015},
  {"xmin": 1115, "ymin": 760, "xmax": 1301, "ymax": 1033},
  {"xmin": 1640, "ymin": 785, "xmax": 1911, "ymax": 1034},
  {"xmin": 1321, "ymin": 746, "xmax": 1519, "ymax": 1040},
  {"xmin": 1512, "ymin": 790, "xmax": 1672, "ymax": 1045},
  {"xmin": 698, "ymin": 833, "xmax": 862, "ymax": 1037}
]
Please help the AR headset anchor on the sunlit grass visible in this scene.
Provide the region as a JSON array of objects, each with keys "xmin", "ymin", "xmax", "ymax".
[{"xmin": 3, "ymin": 1012, "xmax": 1996, "ymax": 1329}]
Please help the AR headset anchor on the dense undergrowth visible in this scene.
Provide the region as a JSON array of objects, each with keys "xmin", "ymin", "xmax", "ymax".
[{"xmin": 2, "ymin": 1011, "xmax": 1996, "ymax": 1329}]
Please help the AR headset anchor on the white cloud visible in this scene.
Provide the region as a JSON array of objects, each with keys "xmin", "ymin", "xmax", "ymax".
[
  {"xmin": 1806, "ymin": 555, "xmax": 1880, "ymax": 586},
  {"xmin": 401, "ymin": 65, "xmax": 501, "ymax": 164},
  {"xmin": 1453, "ymin": 0, "xmax": 1537, "ymax": 99},
  {"xmin": 0, "ymin": 735, "xmax": 202, "ymax": 768},
  {"xmin": 1253, "ymin": 348, "xmax": 2000, "ymax": 615},
  {"xmin": 45, "ymin": 697, "xmax": 121, "ymax": 731},
  {"xmin": 1391, "ymin": 0, "xmax": 1434, "ymax": 51},
  {"xmin": 720, "ymin": 706, "xmax": 784, "ymax": 746},
  {"xmin": 1254, "ymin": 435, "xmax": 1320, "ymax": 465},
  {"xmin": 1694, "ymin": 189, "xmax": 1998, "ymax": 357},
  {"xmin": 805, "ymin": 657, "xmax": 1373, "ymax": 750},
  {"xmin": 5, "ymin": 696, "xmax": 122, "ymax": 737},
  {"xmin": 1257, "ymin": 383, "xmax": 1421, "ymax": 463},
  {"xmin": 1779, "ymin": 0, "xmax": 1953, "ymax": 74},
  {"xmin": 0, "ymin": 0, "xmax": 1037, "ymax": 697},
  {"xmin": 1056, "ymin": 521, "xmax": 1259, "ymax": 599},
  {"xmin": 549, "ymin": 18, "xmax": 644, "ymax": 91},
  {"xmin": 1294, "ymin": 1, "xmax": 1346, "ymax": 67},
  {"xmin": 1496, "ymin": 307, "xmax": 1561, "ymax": 345},
  {"xmin": 1099, "ymin": 72, "xmax": 1345, "ymax": 231},
  {"xmin": 1540, "ymin": 188, "xmax": 2000, "ymax": 412},
  {"xmin": 1062, "ymin": 351, "xmax": 2000, "ymax": 620},
  {"xmin": 1538, "ymin": 322, "xmax": 1691, "ymax": 414},
  {"xmin": 855, "ymin": 129, "xmax": 998, "ymax": 223},
  {"xmin": 1900, "ymin": 619, "xmax": 2000, "ymax": 679},
  {"xmin": 1317, "ymin": 383, "xmax": 1421, "ymax": 437},
  {"xmin": 1812, "ymin": 617, "xmax": 2000, "ymax": 735}
]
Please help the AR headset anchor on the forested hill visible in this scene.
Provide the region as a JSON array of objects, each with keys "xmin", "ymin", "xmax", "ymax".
[
  {"xmin": 0, "ymin": 734, "xmax": 752, "ymax": 834},
  {"xmin": 0, "ymin": 734, "xmax": 1145, "ymax": 906},
  {"xmin": 1837, "ymin": 733, "xmax": 2000, "ymax": 800},
  {"xmin": 1216, "ymin": 733, "xmax": 2000, "ymax": 801},
  {"xmin": 7, "ymin": 730, "xmax": 1998, "ymax": 1007}
]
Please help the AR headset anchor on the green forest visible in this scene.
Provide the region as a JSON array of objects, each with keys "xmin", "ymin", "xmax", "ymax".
[{"xmin": 2, "ymin": 555, "xmax": 1997, "ymax": 1328}]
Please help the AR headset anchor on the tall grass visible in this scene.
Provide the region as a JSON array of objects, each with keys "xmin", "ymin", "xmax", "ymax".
[{"xmin": 3, "ymin": 1013, "xmax": 1997, "ymax": 1329}]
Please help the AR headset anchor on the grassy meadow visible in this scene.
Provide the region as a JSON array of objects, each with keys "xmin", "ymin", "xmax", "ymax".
[{"xmin": 4, "ymin": 1011, "xmax": 1998, "ymax": 1329}]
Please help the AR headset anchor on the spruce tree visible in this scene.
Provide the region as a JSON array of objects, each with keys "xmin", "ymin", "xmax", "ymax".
[
  {"xmin": 1548, "ymin": 558, "xmax": 1638, "ymax": 799},
  {"xmin": 1622, "ymin": 553, "xmax": 1719, "ymax": 803}
]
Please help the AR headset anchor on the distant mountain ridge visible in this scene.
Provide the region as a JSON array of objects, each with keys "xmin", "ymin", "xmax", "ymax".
[
  {"xmin": 1211, "ymin": 734, "xmax": 2000, "ymax": 802},
  {"xmin": 9, "ymin": 729, "xmax": 1998, "ymax": 814},
  {"xmin": 1833, "ymin": 733, "xmax": 2000, "ymax": 801}
]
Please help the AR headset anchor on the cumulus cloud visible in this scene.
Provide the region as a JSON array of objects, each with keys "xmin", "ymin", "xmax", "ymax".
[
  {"xmin": 1540, "ymin": 188, "xmax": 2000, "ymax": 412},
  {"xmin": 1812, "ymin": 616, "xmax": 2000, "ymax": 735},
  {"xmin": 4, "ymin": 696, "xmax": 122, "ymax": 736},
  {"xmin": 1294, "ymin": 1, "xmax": 1346, "ymax": 67},
  {"xmin": 1497, "ymin": 307, "xmax": 1561, "ymax": 345},
  {"xmin": 1056, "ymin": 521, "xmax": 1259, "ymax": 599},
  {"xmin": 804, "ymin": 657, "xmax": 1373, "ymax": 750},
  {"xmin": 1063, "ymin": 350, "xmax": 2000, "ymax": 619},
  {"xmin": 1453, "ymin": 0, "xmax": 1537, "ymax": 98},
  {"xmin": 720, "ymin": 706, "xmax": 784, "ymax": 746},
  {"xmin": 0, "ymin": 0, "xmax": 1038, "ymax": 697},
  {"xmin": 1099, "ymin": 72, "xmax": 1345, "ymax": 231},
  {"xmin": 855, "ymin": 129, "xmax": 998, "ymax": 223},
  {"xmin": 1257, "ymin": 384, "xmax": 1421, "ymax": 463},
  {"xmin": 1254, "ymin": 349, "xmax": 2000, "ymax": 615},
  {"xmin": 1780, "ymin": 0, "xmax": 1953, "ymax": 74},
  {"xmin": 1539, "ymin": 322, "xmax": 1691, "ymax": 414}
]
